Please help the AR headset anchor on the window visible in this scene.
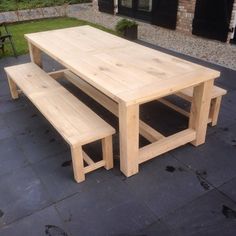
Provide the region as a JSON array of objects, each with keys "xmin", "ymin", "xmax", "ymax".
[
  {"xmin": 121, "ymin": 0, "xmax": 132, "ymax": 8},
  {"xmin": 138, "ymin": 0, "xmax": 152, "ymax": 12}
]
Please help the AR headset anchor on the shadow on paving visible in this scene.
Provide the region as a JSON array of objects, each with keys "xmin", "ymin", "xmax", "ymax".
[{"xmin": 0, "ymin": 41, "xmax": 236, "ymax": 236}]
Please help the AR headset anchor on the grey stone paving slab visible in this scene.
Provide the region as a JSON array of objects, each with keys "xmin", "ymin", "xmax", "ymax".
[
  {"xmin": 15, "ymin": 124, "xmax": 63, "ymax": 147},
  {"xmin": 0, "ymin": 81, "xmax": 10, "ymax": 97},
  {"xmin": 0, "ymin": 56, "xmax": 29, "ymax": 81},
  {"xmin": 0, "ymin": 95, "xmax": 28, "ymax": 115},
  {"xmin": 0, "ymin": 166, "xmax": 52, "ymax": 225},
  {"xmin": 0, "ymin": 137, "xmax": 28, "ymax": 177},
  {"xmin": 0, "ymin": 206, "xmax": 69, "ymax": 236},
  {"xmin": 32, "ymin": 150, "xmax": 116, "ymax": 202},
  {"xmin": 213, "ymin": 104, "xmax": 236, "ymax": 129},
  {"xmin": 124, "ymin": 153, "xmax": 211, "ymax": 219},
  {"xmin": 140, "ymin": 101, "xmax": 188, "ymax": 136},
  {"xmin": 56, "ymin": 178, "xmax": 157, "ymax": 236},
  {"xmin": 222, "ymin": 91, "xmax": 236, "ymax": 121},
  {"xmin": 219, "ymin": 177, "xmax": 236, "ymax": 203},
  {"xmin": 216, "ymin": 67, "xmax": 236, "ymax": 92},
  {"xmin": 213, "ymin": 123, "xmax": 236, "ymax": 148},
  {"xmin": 3, "ymin": 107, "xmax": 48, "ymax": 135},
  {"xmin": 138, "ymin": 219, "xmax": 174, "ymax": 236},
  {"xmin": 16, "ymin": 125, "xmax": 68, "ymax": 164},
  {"xmin": 0, "ymin": 117, "xmax": 12, "ymax": 141},
  {"xmin": 171, "ymin": 135, "xmax": 236, "ymax": 188},
  {"xmin": 224, "ymin": 88, "xmax": 236, "ymax": 102},
  {"xmin": 162, "ymin": 189, "xmax": 236, "ymax": 236}
]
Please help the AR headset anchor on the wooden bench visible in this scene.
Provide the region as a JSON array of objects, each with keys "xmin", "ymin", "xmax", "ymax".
[
  {"xmin": 4, "ymin": 63, "xmax": 115, "ymax": 183},
  {"xmin": 159, "ymin": 85, "xmax": 227, "ymax": 126}
]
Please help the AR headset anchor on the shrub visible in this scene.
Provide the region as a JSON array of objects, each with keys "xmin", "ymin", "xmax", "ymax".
[{"xmin": 115, "ymin": 18, "xmax": 138, "ymax": 34}]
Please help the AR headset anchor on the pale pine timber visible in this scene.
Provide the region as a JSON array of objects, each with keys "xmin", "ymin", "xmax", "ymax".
[
  {"xmin": 160, "ymin": 86, "xmax": 227, "ymax": 126},
  {"xmin": 189, "ymin": 80, "xmax": 214, "ymax": 146},
  {"xmin": 24, "ymin": 26, "xmax": 220, "ymax": 177},
  {"xmin": 4, "ymin": 62, "xmax": 115, "ymax": 183},
  {"xmin": 139, "ymin": 129, "xmax": 196, "ymax": 164},
  {"xmin": 63, "ymin": 70, "xmax": 165, "ymax": 142}
]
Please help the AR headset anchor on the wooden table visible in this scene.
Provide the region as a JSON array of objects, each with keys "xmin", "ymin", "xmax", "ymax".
[{"xmin": 25, "ymin": 26, "xmax": 220, "ymax": 177}]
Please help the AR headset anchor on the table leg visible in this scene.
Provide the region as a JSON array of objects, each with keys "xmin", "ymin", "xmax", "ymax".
[
  {"xmin": 28, "ymin": 42, "xmax": 42, "ymax": 68},
  {"xmin": 119, "ymin": 103, "xmax": 139, "ymax": 177},
  {"xmin": 189, "ymin": 80, "xmax": 214, "ymax": 146}
]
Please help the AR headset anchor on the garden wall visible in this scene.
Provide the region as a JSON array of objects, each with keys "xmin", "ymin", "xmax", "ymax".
[{"xmin": 0, "ymin": 3, "xmax": 92, "ymax": 23}]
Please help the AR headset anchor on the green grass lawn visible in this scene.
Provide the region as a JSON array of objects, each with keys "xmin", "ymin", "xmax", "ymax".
[
  {"xmin": 0, "ymin": 17, "xmax": 116, "ymax": 58},
  {"xmin": 0, "ymin": 0, "xmax": 91, "ymax": 12}
]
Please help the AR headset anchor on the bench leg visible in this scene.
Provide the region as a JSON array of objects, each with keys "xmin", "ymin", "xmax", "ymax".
[
  {"xmin": 102, "ymin": 136, "xmax": 113, "ymax": 170},
  {"xmin": 71, "ymin": 145, "xmax": 85, "ymax": 183},
  {"xmin": 209, "ymin": 96, "xmax": 222, "ymax": 126},
  {"xmin": 7, "ymin": 75, "xmax": 19, "ymax": 100}
]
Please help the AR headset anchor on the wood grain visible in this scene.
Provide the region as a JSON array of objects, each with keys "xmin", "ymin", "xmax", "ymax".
[{"xmin": 25, "ymin": 26, "xmax": 220, "ymax": 105}]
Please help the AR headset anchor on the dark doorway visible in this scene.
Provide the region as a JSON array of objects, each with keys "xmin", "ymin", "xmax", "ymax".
[
  {"xmin": 98, "ymin": 0, "xmax": 114, "ymax": 14},
  {"xmin": 192, "ymin": 0, "xmax": 234, "ymax": 42},
  {"xmin": 118, "ymin": 0, "xmax": 152, "ymax": 21},
  {"xmin": 152, "ymin": 0, "xmax": 179, "ymax": 30}
]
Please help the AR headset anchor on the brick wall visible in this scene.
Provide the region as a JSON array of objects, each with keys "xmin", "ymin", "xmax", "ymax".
[
  {"xmin": 93, "ymin": 0, "xmax": 236, "ymax": 41},
  {"xmin": 176, "ymin": 0, "xmax": 196, "ymax": 33},
  {"xmin": 92, "ymin": 0, "xmax": 99, "ymax": 10},
  {"xmin": 177, "ymin": 0, "xmax": 236, "ymax": 41}
]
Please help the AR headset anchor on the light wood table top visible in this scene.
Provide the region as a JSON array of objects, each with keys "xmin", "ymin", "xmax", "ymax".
[{"xmin": 25, "ymin": 25, "xmax": 220, "ymax": 106}]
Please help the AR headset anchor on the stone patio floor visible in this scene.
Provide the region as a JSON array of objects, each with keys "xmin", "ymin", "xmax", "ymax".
[{"xmin": 0, "ymin": 41, "xmax": 236, "ymax": 236}]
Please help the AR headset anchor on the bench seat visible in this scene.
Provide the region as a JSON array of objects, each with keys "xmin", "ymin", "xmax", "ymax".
[
  {"xmin": 5, "ymin": 63, "xmax": 115, "ymax": 183},
  {"xmin": 159, "ymin": 85, "xmax": 227, "ymax": 126},
  {"xmin": 177, "ymin": 86, "xmax": 227, "ymax": 102}
]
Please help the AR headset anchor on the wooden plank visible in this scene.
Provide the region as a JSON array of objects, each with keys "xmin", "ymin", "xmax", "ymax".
[
  {"xmin": 7, "ymin": 75, "xmax": 19, "ymax": 99},
  {"xmin": 64, "ymin": 70, "xmax": 118, "ymax": 116},
  {"xmin": 48, "ymin": 69, "xmax": 68, "ymax": 80},
  {"xmin": 139, "ymin": 129, "xmax": 196, "ymax": 164},
  {"xmin": 71, "ymin": 145, "xmax": 85, "ymax": 183},
  {"xmin": 118, "ymin": 69, "xmax": 220, "ymax": 105},
  {"xmin": 83, "ymin": 151, "xmax": 94, "ymax": 165},
  {"xmin": 4, "ymin": 63, "xmax": 115, "ymax": 146},
  {"xmin": 5, "ymin": 63, "xmax": 62, "ymax": 96},
  {"xmin": 159, "ymin": 98, "xmax": 190, "ymax": 117},
  {"xmin": 139, "ymin": 120, "xmax": 165, "ymax": 142},
  {"xmin": 119, "ymin": 103, "xmax": 139, "ymax": 177},
  {"xmin": 33, "ymin": 91, "xmax": 115, "ymax": 146},
  {"xmin": 209, "ymin": 96, "xmax": 222, "ymax": 126},
  {"xmin": 189, "ymin": 80, "xmax": 214, "ymax": 146},
  {"xmin": 159, "ymin": 98, "xmax": 212, "ymax": 123},
  {"xmin": 25, "ymin": 26, "xmax": 220, "ymax": 105},
  {"xmin": 177, "ymin": 85, "xmax": 227, "ymax": 101},
  {"xmin": 64, "ymin": 70, "xmax": 164, "ymax": 143},
  {"xmin": 102, "ymin": 136, "xmax": 114, "ymax": 170},
  {"xmin": 84, "ymin": 160, "xmax": 105, "ymax": 174},
  {"xmin": 5, "ymin": 62, "xmax": 116, "ymax": 182},
  {"xmin": 23, "ymin": 26, "xmax": 221, "ymax": 178}
]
